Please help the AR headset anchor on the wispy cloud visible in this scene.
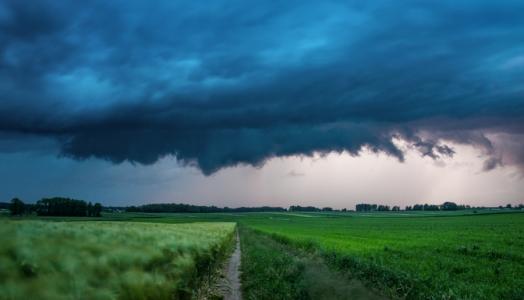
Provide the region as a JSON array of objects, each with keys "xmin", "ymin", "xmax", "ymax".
[{"xmin": 287, "ymin": 170, "xmax": 305, "ymax": 178}]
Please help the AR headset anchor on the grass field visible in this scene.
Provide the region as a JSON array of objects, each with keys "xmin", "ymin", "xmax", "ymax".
[
  {"xmin": 239, "ymin": 226, "xmax": 383, "ymax": 300},
  {"xmin": 241, "ymin": 212, "xmax": 524, "ymax": 299},
  {"xmin": 1, "ymin": 211, "xmax": 523, "ymax": 299},
  {"xmin": 96, "ymin": 210, "xmax": 524, "ymax": 299},
  {"xmin": 0, "ymin": 220, "xmax": 235, "ymax": 300}
]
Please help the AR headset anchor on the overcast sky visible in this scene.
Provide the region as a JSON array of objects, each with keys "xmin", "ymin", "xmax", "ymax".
[{"xmin": 1, "ymin": 1, "xmax": 523, "ymax": 207}]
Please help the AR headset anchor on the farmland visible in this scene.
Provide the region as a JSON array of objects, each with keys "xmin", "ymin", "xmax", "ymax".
[
  {"xmin": 240, "ymin": 212, "xmax": 524, "ymax": 299},
  {"xmin": 102, "ymin": 210, "xmax": 524, "ymax": 299},
  {"xmin": 1, "ymin": 210, "xmax": 523, "ymax": 299},
  {"xmin": 0, "ymin": 220, "xmax": 235, "ymax": 300}
]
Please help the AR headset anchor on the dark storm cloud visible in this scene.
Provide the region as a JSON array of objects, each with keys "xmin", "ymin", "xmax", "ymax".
[{"xmin": 1, "ymin": 0, "xmax": 524, "ymax": 174}]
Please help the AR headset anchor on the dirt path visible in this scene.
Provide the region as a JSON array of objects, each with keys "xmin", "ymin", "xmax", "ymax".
[{"xmin": 223, "ymin": 230, "xmax": 242, "ymax": 300}]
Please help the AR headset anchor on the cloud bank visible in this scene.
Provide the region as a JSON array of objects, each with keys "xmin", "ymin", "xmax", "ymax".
[{"xmin": 1, "ymin": 0, "xmax": 523, "ymax": 174}]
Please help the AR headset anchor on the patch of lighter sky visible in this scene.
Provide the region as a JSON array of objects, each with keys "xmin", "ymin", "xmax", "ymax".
[
  {"xmin": 207, "ymin": 144, "xmax": 523, "ymax": 209},
  {"xmin": 0, "ymin": 142, "xmax": 522, "ymax": 208}
]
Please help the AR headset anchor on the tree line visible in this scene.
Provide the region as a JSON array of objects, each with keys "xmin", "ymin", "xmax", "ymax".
[
  {"xmin": 7, "ymin": 197, "xmax": 102, "ymax": 217},
  {"xmin": 127, "ymin": 203, "xmax": 337, "ymax": 213},
  {"xmin": 127, "ymin": 202, "xmax": 524, "ymax": 213},
  {"xmin": 288, "ymin": 205, "xmax": 338, "ymax": 212},
  {"xmin": 355, "ymin": 202, "xmax": 524, "ymax": 212},
  {"xmin": 5, "ymin": 198, "xmax": 523, "ymax": 216},
  {"xmin": 356, "ymin": 202, "xmax": 467, "ymax": 212},
  {"xmin": 405, "ymin": 202, "xmax": 470, "ymax": 211},
  {"xmin": 355, "ymin": 204, "xmax": 401, "ymax": 212},
  {"xmin": 126, "ymin": 203, "xmax": 287, "ymax": 213}
]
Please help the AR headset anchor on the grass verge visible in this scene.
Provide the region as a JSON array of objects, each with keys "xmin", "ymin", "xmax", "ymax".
[{"xmin": 239, "ymin": 227, "xmax": 383, "ymax": 300}]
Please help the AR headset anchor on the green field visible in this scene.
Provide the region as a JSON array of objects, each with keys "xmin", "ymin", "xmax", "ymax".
[
  {"xmin": 239, "ymin": 226, "xmax": 384, "ymax": 300},
  {"xmin": 0, "ymin": 220, "xmax": 235, "ymax": 300},
  {"xmin": 240, "ymin": 212, "xmax": 524, "ymax": 299},
  {"xmin": 1, "ymin": 211, "xmax": 523, "ymax": 299},
  {"xmin": 102, "ymin": 210, "xmax": 524, "ymax": 299}
]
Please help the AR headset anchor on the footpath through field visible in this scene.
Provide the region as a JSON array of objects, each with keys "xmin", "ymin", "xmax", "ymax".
[{"xmin": 223, "ymin": 230, "xmax": 243, "ymax": 300}]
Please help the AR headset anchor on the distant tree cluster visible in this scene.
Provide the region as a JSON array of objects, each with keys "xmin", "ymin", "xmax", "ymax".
[
  {"xmin": 405, "ymin": 202, "xmax": 470, "ymax": 211},
  {"xmin": 355, "ymin": 204, "xmax": 399, "ymax": 212},
  {"xmin": 288, "ymin": 205, "xmax": 321, "ymax": 212},
  {"xmin": 36, "ymin": 198, "xmax": 102, "ymax": 217},
  {"xmin": 7, "ymin": 197, "xmax": 102, "ymax": 217},
  {"xmin": 356, "ymin": 202, "xmax": 483, "ymax": 212},
  {"xmin": 405, "ymin": 204, "xmax": 440, "ymax": 211},
  {"xmin": 126, "ymin": 203, "xmax": 286, "ymax": 213},
  {"xmin": 501, "ymin": 203, "xmax": 524, "ymax": 209},
  {"xmin": 355, "ymin": 204, "xmax": 378, "ymax": 212}
]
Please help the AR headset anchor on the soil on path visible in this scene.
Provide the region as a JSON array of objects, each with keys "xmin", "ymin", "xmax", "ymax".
[{"xmin": 223, "ymin": 231, "xmax": 242, "ymax": 300}]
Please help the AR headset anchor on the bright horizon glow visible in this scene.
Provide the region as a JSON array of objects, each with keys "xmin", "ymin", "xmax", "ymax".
[{"xmin": 1, "ymin": 141, "xmax": 522, "ymax": 208}]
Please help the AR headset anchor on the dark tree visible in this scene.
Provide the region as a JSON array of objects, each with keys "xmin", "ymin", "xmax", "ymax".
[
  {"xmin": 93, "ymin": 203, "xmax": 102, "ymax": 217},
  {"xmin": 413, "ymin": 204, "xmax": 424, "ymax": 211},
  {"xmin": 392, "ymin": 206, "xmax": 400, "ymax": 211},
  {"xmin": 36, "ymin": 197, "xmax": 90, "ymax": 216},
  {"xmin": 441, "ymin": 202, "xmax": 459, "ymax": 211},
  {"xmin": 87, "ymin": 202, "xmax": 93, "ymax": 217},
  {"xmin": 423, "ymin": 204, "xmax": 440, "ymax": 211},
  {"xmin": 289, "ymin": 205, "xmax": 321, "ymax": 212},
  {"xmin": 356, "ymin": 203, "xmax": 371, "ymax": 212},
  {"xmin": 377, "ymin": 205, "xmax": 390, "ymax": 211},
  {"xmin": 9, "ymin": 198, "xmax": 25, "ymax": 216}
]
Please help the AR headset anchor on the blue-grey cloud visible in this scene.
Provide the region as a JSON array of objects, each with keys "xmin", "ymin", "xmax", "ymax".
[{"xmin": 1, "ymin": 0, "xmax": 523, "ymax": 174}]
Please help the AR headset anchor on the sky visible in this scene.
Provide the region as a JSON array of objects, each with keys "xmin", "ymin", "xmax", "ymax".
[{"xmin": 1, "ymin": 0, "xmax": 523, "ymax": 207}]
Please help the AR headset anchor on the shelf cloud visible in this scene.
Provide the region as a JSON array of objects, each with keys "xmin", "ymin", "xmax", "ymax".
[{"xmin": 1, "ymin": 0, "xmax": 523, "ymax": 174}]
